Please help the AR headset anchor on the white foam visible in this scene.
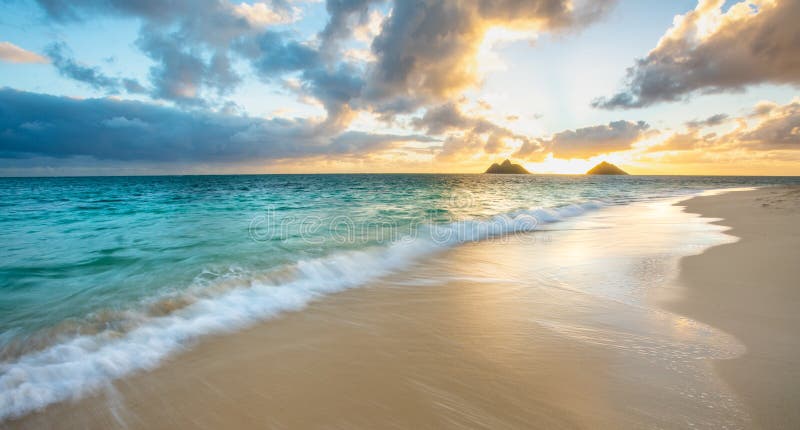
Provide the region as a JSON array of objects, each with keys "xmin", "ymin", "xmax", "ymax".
[{"xmin": 0, "ymin": 201, "xmax": 602, "ymax": 421}]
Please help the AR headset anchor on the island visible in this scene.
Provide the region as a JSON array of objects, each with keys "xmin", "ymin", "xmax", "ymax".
[
  {"xmin": 485, "ymin": 159, "xmax": 530, "ymax": 174},
  {"xmin": 586, "ymin": 161, "xmax": 628, "ymax": 175}
]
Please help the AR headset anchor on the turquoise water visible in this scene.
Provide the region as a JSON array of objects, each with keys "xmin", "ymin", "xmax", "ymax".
[{"xmin": 0, "ymin": 174, "xmax": 799, "ymax": 418}]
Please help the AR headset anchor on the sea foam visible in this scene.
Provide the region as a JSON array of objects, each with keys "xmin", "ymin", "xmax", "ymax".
[{"xmin": 0, "ymin": 201, "xmax": 601, "ymax": 421}]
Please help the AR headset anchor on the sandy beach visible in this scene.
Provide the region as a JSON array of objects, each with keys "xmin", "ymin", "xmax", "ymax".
[
  {"xmin": 7, "ymin": 187, "xmax": 800, "ymax": 429},
  {"xmin": 671, "ymin": 187, "xmax": 800, "ymax": 429}
]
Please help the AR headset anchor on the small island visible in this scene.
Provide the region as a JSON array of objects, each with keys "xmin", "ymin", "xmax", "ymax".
[
  {"xmin": 586, "ymin": 161, "xmax": 628, "ymax": 175},
  {"xmin": 485, "ymin": 159, "xmax": 530, "ymax": 174}
]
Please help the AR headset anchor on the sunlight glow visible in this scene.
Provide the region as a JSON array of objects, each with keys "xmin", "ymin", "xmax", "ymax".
[{"xmin": 478, "ymin": 27, "xmax": 538, "ymax": 73}]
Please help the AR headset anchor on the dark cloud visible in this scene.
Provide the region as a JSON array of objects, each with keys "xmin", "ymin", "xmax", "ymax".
[
  {"xmin": 685, "ymin": 113, "xmax": 729, "ymax": 129},
  {"xmin": 34, "ymin": 0, "xmax": 281, "ymax": 50},
  {"xmin": 35, "ymin": 0, "xmax": 370, "ymax": 123},
  {"xmin": 0, "ymin": 89, "xmax": 432, "ymax": 165},
  {"xmin": 241, "ymin": 30, "xmax": 322, "ymax": 76},
  {"xmin": 207, "ymin": 52, "xmax": 241, "ymax": 94},
  {"xmin": 300, "ymin": 63, "xmax": 365, "ymax": 126},
  {"xmin": 593, "ymin": 0, "xmax": 800, "ymax": 109},
  {"xmin": 412, "ymin": 103, "xmax": 545, "ymax": 160},
  {"xmin": 320, "ymin": 0, "xmax": 383, "ymax": 46},
  {"xmin": 137, "ymin": 30, "xmax": 240, "ymax": 105},
  {"xmin": 412, "ymin": 103, "xmax": 475, "ymax": 134},
  {"xmin": 546, "ymin": 120, "xmax": 651, "ymax": 158},
  {"xmin": 45, "ymin": 42, "xmax": 146, "ymax": 94},
  {"xmin": 35, "ymin": 0, "xmax": 184, "ymax": 21},
  {"xmin": 237, "ymin": 29, "xmax": 365, "ymax": 126},
  {"xmin": 123, "ymin": 79, "xmax": 147, "ymax": 94},
  {"xmin": 34, "ymin": 0, "xmax": 291, "ymax": 33},
  {"xmin": 35, "ymin": 0, "xmax": 292, "ymax": 105}
]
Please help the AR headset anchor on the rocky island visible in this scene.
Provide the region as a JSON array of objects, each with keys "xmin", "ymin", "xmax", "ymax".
[
  {"xmin": 586, "ymin": 161, "xmax": 628, "ymax": 175},
  {"xmin": 485, "ymin": 159, "xmax": 530, "ymax": 174}
]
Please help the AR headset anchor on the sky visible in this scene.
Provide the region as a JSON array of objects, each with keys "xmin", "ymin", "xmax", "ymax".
[{"xmin": 0, "ymin": 0, "xmax": 798, "ymax": 175}]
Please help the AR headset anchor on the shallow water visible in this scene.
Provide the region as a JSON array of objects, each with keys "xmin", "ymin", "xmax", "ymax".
[
  {"xmin": 378, "ymin": 198, "xmax": 747, "ymax": 428},
  {"xmin": 1, "ymin": 174, "xmax": 798, "ymax": 420}
]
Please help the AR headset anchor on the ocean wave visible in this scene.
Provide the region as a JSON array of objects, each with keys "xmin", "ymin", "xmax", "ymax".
[{"xmin": 0, "ymin": 201, "xmax": 602, "ymax": 421}]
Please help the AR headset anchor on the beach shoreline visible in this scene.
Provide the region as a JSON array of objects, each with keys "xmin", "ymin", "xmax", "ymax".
[
  {"xmin": 6, "ymin": 187, "xmax": 800, "ymax": 429},
  {"xmin": 669, "ymin": 186, "xmax": 800, "ymax": 429}
]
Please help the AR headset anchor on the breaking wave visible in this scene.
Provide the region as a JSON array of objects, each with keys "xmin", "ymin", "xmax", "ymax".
[{"xmin": 0, "ymin": 201, "xmax": 602, "ymax": 421}]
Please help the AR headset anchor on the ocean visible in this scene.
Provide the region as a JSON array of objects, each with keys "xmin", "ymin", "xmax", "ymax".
[{"xmin": 1, "ymin": 174, "xmax": 799, "ymax": 420}]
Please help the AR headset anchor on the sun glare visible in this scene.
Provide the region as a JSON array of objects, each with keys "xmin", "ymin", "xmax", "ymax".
[
  {"xmin": 526, "ymin": 155, "xmax": 594, "ymax": 174},
  {"xmin": 477, "ymin": 26, "xmax": 537, "ymax": 73}
]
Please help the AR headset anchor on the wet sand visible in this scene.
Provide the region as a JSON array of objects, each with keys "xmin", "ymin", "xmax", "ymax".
[
  {"xmin": 670, "ymin": 187, "xmax": 800, "ymax": 429},
  {"xmin": 8, "ymin": 188, "xmax": 799, "ymax": 429}
]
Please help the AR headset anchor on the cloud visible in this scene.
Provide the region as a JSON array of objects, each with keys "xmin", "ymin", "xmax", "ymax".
[
  {"xmin": 245, "ymin": 0, "xmax": 616, "ymax": 126},
  {"xmin": 136, "ymin": 31, "xmax": 240, "ymax": 105},
  {"xmin": 328, "ymin": 130, "xmax": 436, "ymax": 154},
  {"xmin": 647, "ymin": 98, "xmax": 800, "ymax": 152},
  {"xmin": 31, "ymin": 0, "xmax": 614, "ymax": 123},
  {"xmin": 0, "ymin": 42, "xmax": 48, "ymax": 64},
  {"xmin": 412, "ymin": 102, "xmax": 477, "ymax": 134},
  {"xmin": 546, "ymin": 120, "xmax": 651, "ymax": 158},
  {"xmin": 320, "ymin": 0, "xmax": 382, "ymax": 46},
  {"xmin": 738, "ymin": 99, "xmax": 800, "ymax": 149},
  {"xmin": 233, "ymin": 1, "xmax": 300, "ymax": 27},
  {"xmin": 685, "ymin": 113, "xmax": 729, "ymax": 129},
  {"xmin": 300, "ymin": 63, "xmax": 366, "ymax": 126},
  {"xmin": 35, "ymin": 0, "xmax": 295, "ymax": 105},
  {"xmin": 102, "ymin": 116, "xmax": 150, "ymax": 129},
  {"xmin": 35, "ymin": 0, "xmax": 294, "ymax": 31},
  {"xmin": 412, "ymin": 102, "xmax": 545, "ymax": 160},
  {"xmin": 646, "ymin": 130, "xmax": 717, "ymax": 153},
  {"xmin": 593, "ymin": 0, "xmax": 800, "ymax": 109},
  {"xmin": 0, "ymin": 89, "xmax": 432, "ymax": 165},
  {"xmin": 364, "ymin": 0, "xmax": 616, "ymax": 113},
  {"xmin": 238, "ymin": 30, "xmax": 365, "ymax": 125},
  {"xmin": 410, "ymin": 105, "xmax": 650, "ymax": 162},
  {"xmin": 45, "ymin": 42, "xmax": 146, "ymax": 94},
  {"xmin": 20, "ymin": 0, "xmax": 618, "ymax": 167},
  {"xmin": 241, "ymin": 30, "xmax": 322, "ymax": 75},
  {"xmin": 751, "ymin": 100, "xmax": 779, "ymax": 117}
]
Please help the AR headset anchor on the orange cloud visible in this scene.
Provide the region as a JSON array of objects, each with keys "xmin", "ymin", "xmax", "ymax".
[
  {"xmin": 411, "ymin": 102, "xmax": 546, "ymax": 162},
  {"xmin": 647, "ymin": 98, "xmax": 800, "ymax": 153},
  {"xmin": 0, "ymin": 42, "xmax": 47, "ymax": 64},
  {"xmin": 364, "ymin": 0, "xmax": 616, "ymax": 112}
]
